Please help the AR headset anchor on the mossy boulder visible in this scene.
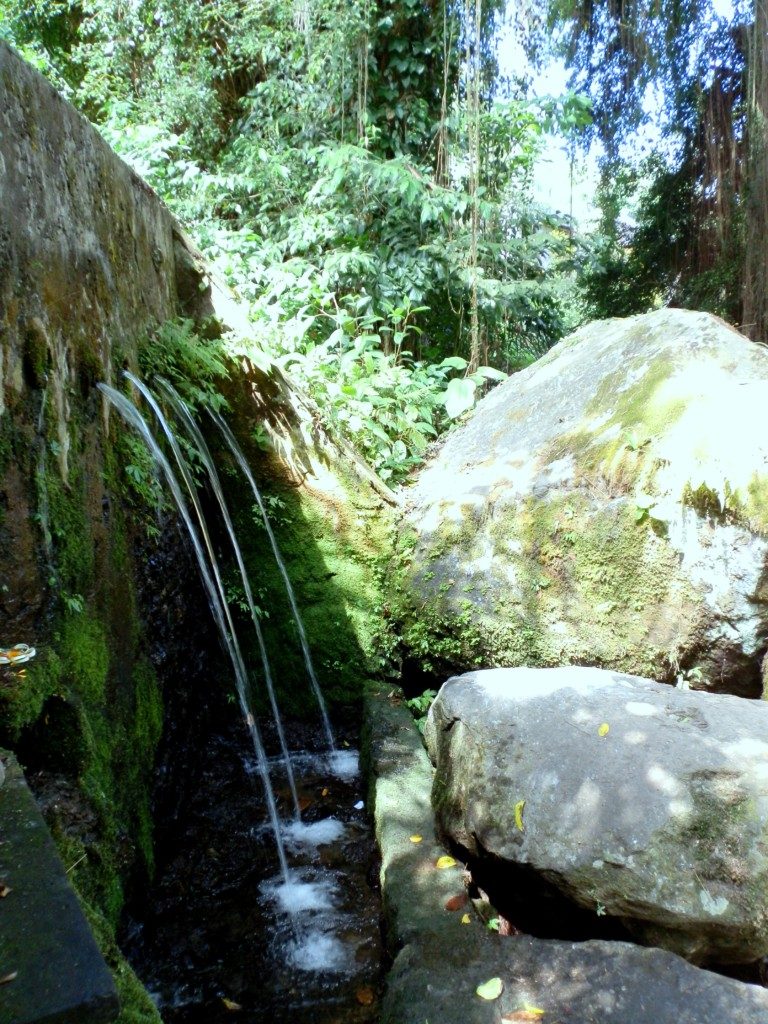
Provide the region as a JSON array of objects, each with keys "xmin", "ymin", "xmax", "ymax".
[
  {"xmin": 426, "ymin": 667, "xmax": 768, "ymax": 966},
  {"xmin": 400, "ymin": 309, "xmax": 768, "ymax": 693}
]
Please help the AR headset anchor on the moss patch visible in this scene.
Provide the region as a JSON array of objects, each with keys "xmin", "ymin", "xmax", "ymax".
[{"xmin": 395, "ymin": 491, "xmax": 701, "ymax": 680}]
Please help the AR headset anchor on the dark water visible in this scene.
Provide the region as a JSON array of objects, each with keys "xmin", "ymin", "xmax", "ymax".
[{"xmin": 122, "ymin": 715, "xmax": 384, "ymax": 1024}]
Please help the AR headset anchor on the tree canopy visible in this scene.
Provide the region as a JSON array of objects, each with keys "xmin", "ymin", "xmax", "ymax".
[{"xmin": 1, "ymin": 0, "xmax": 762, "ymax": 482}]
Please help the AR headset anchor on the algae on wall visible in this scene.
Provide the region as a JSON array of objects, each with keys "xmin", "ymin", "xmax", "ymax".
[{"xmin": 0, "ymin": 38, "xmax": 239, "ymax": 1016}]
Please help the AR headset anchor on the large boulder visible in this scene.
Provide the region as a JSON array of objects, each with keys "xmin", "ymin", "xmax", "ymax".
[
  {"xmin": 399, "ymin": 309, "xmax": 768, "ymax": 694},
  {"xmin": 425, "ymin": 667, "xmax": 768, "ymax": 965}
]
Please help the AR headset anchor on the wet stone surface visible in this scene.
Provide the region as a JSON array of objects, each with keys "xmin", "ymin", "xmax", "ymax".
[{"xmin": 121, "ymin": 714, "xmax": 383, "ymax": 1024}]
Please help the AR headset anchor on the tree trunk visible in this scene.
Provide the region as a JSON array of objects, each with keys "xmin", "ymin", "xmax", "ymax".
[{"xmin": 744, "ymin": 0, "xmax": 768, "ymax": 341}]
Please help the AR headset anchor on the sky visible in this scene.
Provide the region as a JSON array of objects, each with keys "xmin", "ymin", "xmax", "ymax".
[
  {"xmin": 495, "ymin": 0, "xmax": 738, "ymax": 228},
  {"xmin": 495, "ymin": 23, "xmax": 600, "ymax": 227}
]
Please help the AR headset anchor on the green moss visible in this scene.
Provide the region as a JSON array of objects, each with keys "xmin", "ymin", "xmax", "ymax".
[
  {"xmin": 543, "ymin": 349, "xmax": 688, "ymax": 498},
  {"xmin": 396, "ymin": 491, "xmax": 697, "ymax": 679},
  {"xmin": 743, "ymin": 473, "xmax": 768, "ymax": 534},
  {"xmin": 46, "ymin": 464, "xmax": 95, "ymax": 594},
  {"xmin": 0, "ymin": 411, "xmax": 13, "ymax": 477},
  {"xmin": 82, "ymin": 900, "xmax": 164, "ymax": 1024}
]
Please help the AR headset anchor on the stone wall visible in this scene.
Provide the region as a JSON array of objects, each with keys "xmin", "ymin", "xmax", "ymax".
[{"xmin": 0, "ymin": 40, "xmax": 395, "ymax": 1019}]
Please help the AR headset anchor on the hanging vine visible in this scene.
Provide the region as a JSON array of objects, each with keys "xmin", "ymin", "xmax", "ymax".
[{"xmin": 465, "ymin": 0, "xmax": 483, "ymax": 370}]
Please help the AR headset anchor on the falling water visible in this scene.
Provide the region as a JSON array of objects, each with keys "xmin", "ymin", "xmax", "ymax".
[
  {"xmin": 209, "ymin": 409, "xmax": 336, "ymax": 752},
  {"xmin": 98, "ymin": 383, "xmax": 290, "ymax": 881},
  {"xmin": 151, "ymin": 375, "xmax": 301, "ymax": 818}
]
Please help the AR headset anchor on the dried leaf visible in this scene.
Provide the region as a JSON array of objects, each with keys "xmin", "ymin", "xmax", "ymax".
[
  {"xmin": 221, "ymin": 997, "xmax": 242, "ymax": 1011},
  {"xmin": 502, "ymin": 1010, "xmax": 545, "ymax": 1022},
  {"xmin": 435, "ymin": 855, "xmax": 457, "ymax": 870},
  {"xmin": 0, "ymin": 972, "xmax": 18, "ymax": 985},
  {"xmin": 476, "ymin": 977, "xmax": 503, "ymax": 1001},
  {"xmin": 514, "ymin": 799, "xmax": 526, "ymax": 832},
  {"xmin": 355, "ymin": 986, "xmax": 376, "ymax": 1006},
  {"xmin": 598, "ymin": 723, "xmax": 610, "ymax": 737},
  {"xmin": 298, "ymin": 796, "xmax": 313, "ymax": 812},
  {"xmin": 460, "ymin": 913, "xmax": 472, "ymax": 925},
  {"xmin": 0, "ymin": 883, "xmax": 11, "ymax": 898},
  {"xmin": 321, "ymin": 788, "xmax": 329, "ymax": 797},
  {"xmin": 409, "ymin": 834, "xmax": 423, "ymax": 844},
  {"xmin": 444, "ymin": 893, "xmax": 467, "ymax": 912}
]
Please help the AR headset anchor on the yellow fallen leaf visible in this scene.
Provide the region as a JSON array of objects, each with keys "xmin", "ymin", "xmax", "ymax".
[
  {"xmin": 598, "ymin": 722, "xmax": 610, "ymax": 737},
  {"xmin": 409, "ymin": 834, "xmax": 423, "ymax": 843},
  {"xmin": 221, "ymin": 997, "xmax": 242, "ymax": 1011},
  {"xmin": 476, "ymin": 977, "xmax": 503, "ymax": 1000},
  {"xmin": 514, "ymin": 799, "xmax": 526, "ymax": 832},
  {"xmin": 435, "ymin": 855, "xmax": 457, "ymax": 869},
  {"xmin": 503, "ymin": 1010, "xmax": 545, "ymax": 1022},
  {"xmin": 461, "ymin": 913, "xmax": 472, "ymax": 925}
]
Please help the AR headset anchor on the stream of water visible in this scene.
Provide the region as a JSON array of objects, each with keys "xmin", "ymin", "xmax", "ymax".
[
  {"xmin": 99, "ymin": 383, "xmax": 290, "ymax": 878},
  {"xmin": 101, "ymin": 379, "xmax": 382, "ymax": 1020},
  {"xmin": 122, "ymin": 715, "xmax": 383, "ymax": 1023},
  {"xmin": 209, "ymin": 408, "xmax": 337, "ymax": 753}
]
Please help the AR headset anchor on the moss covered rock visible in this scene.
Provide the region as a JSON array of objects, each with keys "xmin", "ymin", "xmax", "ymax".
[{"xmin": 400, "ymin": 309, "xmax": 768, "ymax": 693}]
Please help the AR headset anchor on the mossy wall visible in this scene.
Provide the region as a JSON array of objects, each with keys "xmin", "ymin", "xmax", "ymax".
[
  {"xmin": 1, "ymin": 41, "xmax": 398, "ymax": 1021},
  {"xmin": 0, "ymin": 40, "xmax": 236, "ymax": 1021}
]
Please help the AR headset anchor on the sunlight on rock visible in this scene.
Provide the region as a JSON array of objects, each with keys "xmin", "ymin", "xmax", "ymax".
[
  {"xmin": 646, "ymin": 764, "xmax": 683, "ymax": 796},
  {"xmin": 625, "ymin": 701, "xmax": 658, "ymax": 717}
]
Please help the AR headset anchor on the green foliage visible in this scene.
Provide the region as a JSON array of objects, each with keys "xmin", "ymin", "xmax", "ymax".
[
  {"xmin": 138, "ymin": 318, "xmax": 230, "ymax": 413},
  {"xmin": 404, "ymin": 688, "xmax": 437, "ymax": 733},
  {"xmin": 9, "ymin": 0, "xmax": 589, "ymax": 483},
  {"xmin": 550, "ymin": 0, "xmax": 749, "ymax": 323}
]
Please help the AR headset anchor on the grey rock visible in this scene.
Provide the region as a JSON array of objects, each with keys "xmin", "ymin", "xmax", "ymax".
[
  {"xmin": 364, "ymin": 686, "xmax": 768, "ymax": 1024},
  {"xmin": 426, "ymin": 666, "xmax": 768, "ymax": 965},
  {"xmin": 402, "ymin": 309, "xmax": 768, "ymax": 694}
]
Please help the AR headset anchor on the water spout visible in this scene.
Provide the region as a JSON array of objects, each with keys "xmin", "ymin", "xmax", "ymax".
[
  {"xmin": 98, "ymin": 383, "xmax": 290, "ymax": 881},
  {"xmin": 152, "ymin": 376, "xmax": 301, "ymax": 819},
  {"xmin": 209, "ymin": 410, "xmax": 336, "ymax": 752}
]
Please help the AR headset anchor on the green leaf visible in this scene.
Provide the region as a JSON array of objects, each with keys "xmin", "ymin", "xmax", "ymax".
[
  {"xmin": 439, "ymin": 356, "xmax": 469, "ymax": 370},
  {"xmin": 473, "ymin": 365, "xmax": 507, "ymax": 382},
  {"xmin": 476, "ymin": 977, "xmax": 503, "ymax": 1001},
  {"xmin": 443, "ymin": 378, "xmax": 476, "ymax": 419}
]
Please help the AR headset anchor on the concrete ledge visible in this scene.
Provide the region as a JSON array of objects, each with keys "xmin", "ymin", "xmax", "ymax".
[
  {"xmin": 0, "ymin": 751, "xmax": 119, "ymax": 1024},
  {"xmin": 363, "ymin": 687, "xmax": 768, "ymax": 1024}
]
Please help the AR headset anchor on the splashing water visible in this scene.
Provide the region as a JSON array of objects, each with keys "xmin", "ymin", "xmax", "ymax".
[{"xmin": 283, "ymin": 817, "xmax": 346, "ymax": 850}]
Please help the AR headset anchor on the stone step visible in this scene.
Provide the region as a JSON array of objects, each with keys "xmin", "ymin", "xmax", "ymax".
[{"xmin": 0, "ymin": 751, "xmax": 118, "ymax": 1024}]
